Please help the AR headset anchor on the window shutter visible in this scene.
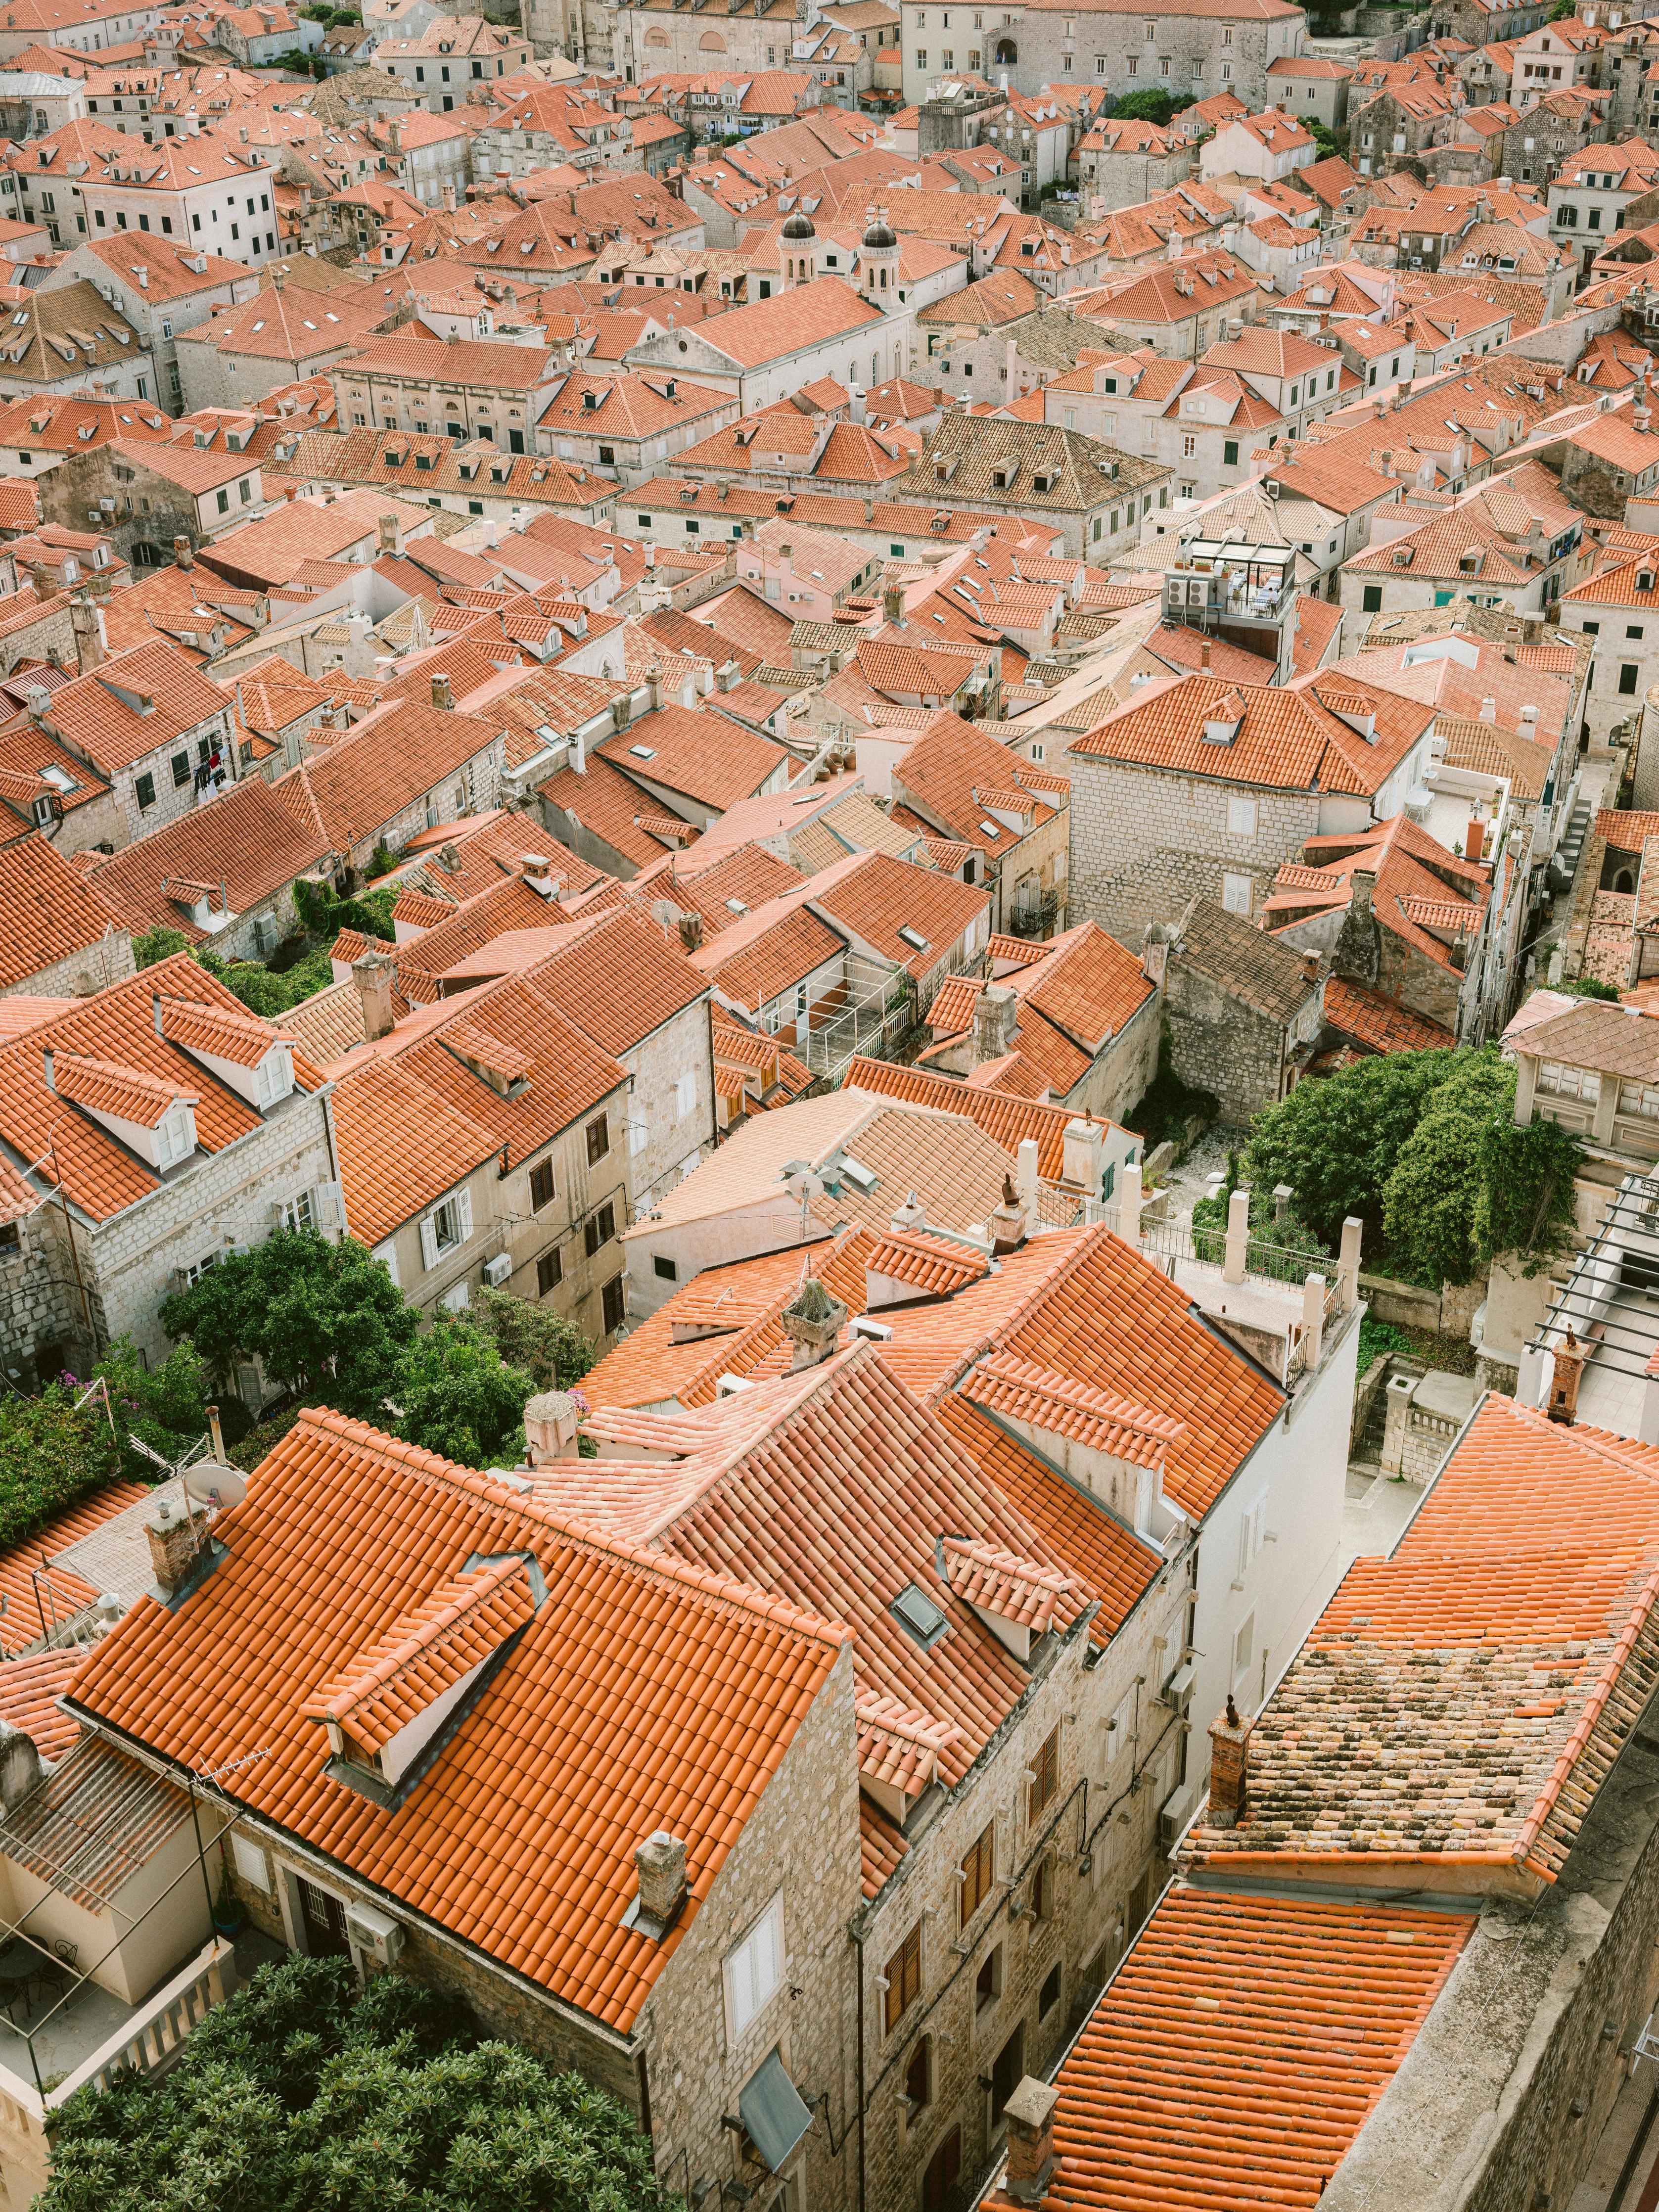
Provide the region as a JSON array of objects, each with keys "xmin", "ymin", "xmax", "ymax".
[
  {"xmin": 418, "ymin": 1213, "xmax": 439, "ymax": 1270},
  {"xmin": 457, "ymin": 1186, "xmax": 473, "ymax": 1241},
  {"xmin": 379, "ymin": 1240, "xmax": 400, "ymax": 1287}
]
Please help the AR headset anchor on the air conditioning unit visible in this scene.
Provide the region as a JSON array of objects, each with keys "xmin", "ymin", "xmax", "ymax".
[
  {"xmin": 1157, "ymin": 1800, "xmax": 1185, "ymax": 1853},
  {"xmin": 482, "ymin": 1251, "xmax": 512, "ymax": 1287},
  {"xmin": 345, "ymin": 1901, "xmax": 405, "ymax": 1963},
  {"xmin": 1160, "ymin": 1658, "xmax": 1195, "ymax": 1712}
]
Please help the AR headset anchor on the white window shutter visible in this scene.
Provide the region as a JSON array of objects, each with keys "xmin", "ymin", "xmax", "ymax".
[
  {"xmin": 418, "ymin": 1214, "xmax": 438, "ymax": 1271},
  {"xmin": 457, "ymin": 1185, "xmax": 473, "ymax": 1241},
  {"xmin": 379, "ymin": 1241, "xmax": 400, "ymax": 1287}
]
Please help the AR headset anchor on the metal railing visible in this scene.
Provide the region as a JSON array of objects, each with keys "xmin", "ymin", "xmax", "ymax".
[{"xmin": 1118, "ymin": 1210, "xmax": 1333, "ymax": 1287}]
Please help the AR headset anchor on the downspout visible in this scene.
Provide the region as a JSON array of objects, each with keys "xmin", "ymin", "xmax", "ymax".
[{"xmin": 853, "ymin": 1924, "xmax": 867, "ymax": 2212}]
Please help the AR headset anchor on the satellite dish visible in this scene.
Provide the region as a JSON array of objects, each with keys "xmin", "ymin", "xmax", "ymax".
[{"xmin": 184, "ymin": 1462, "xmax": 246, "ymax": 1511}]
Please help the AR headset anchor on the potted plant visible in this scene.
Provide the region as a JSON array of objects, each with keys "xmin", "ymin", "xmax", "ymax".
[{"xmin": 212, "ymin": 1863, "xmax": 246, "ymax": 1940}]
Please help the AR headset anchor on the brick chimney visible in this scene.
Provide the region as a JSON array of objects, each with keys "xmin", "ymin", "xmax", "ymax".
[
  {"xmin": 352, "ymin": 949, "xmax": 395, "ymax": 1042},
  {"xmin": 1549, "ymin": 1326, "xmax": 1585, "ymax": 1425},
  {"xmin": 71, "ymin": 596, "xmax": 105, "ymax": 675},
  {"xmin": 781, "ymin": 1274, "xmax": 847, "ymax": 1369},
  {"xmin": 1002, "ymin": 2079, "xmax": 1060, "ymax": 2205},
  {"xmin": 431, "ymin": 672, "xmax": 454, "ymax": 710},
  {"xmin": 987, "ymin": 1171, "xmax": 1027, "ymax": 1255},
  {"xmin": 1207, "ymin": 1693, "xmax": 1250, "ymax": 1829},
  {"xmin": 523, "ymin": 1388, "xmax": 581, "ymax": 1462},
  {"xmin": 145, "ymin": 1493, "xmax": 209, "ymax": 1596},
  {"xmin": 630, "ymin": 1830, "xmax": 688, "ymax": 1939},
  {"xmin": 378, "ymin": 511, "xmax": 405, "ymax": 558}
]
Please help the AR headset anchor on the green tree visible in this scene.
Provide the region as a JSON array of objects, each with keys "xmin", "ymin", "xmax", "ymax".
[
  {"xmin": 1473, "ymin": 1097, "xmax": 1581, "ymax": 1280},
  {"xmin": 471, "ymin": 1286, "xmax": 594, "ymax": 1393},
  {"xmin": 0, "ymin": 1384, "xmax": 120, "ymax": 1552},
  {"xmin": 134, "ymin": 926, "xmax": 193, "ymax": 969},
  {"xmin": 1241, "ymin": 1047, "xmax": 1461, "ymax": 1245},
  {"xmin": 160, "ymin": 1231, "xmax": 417, "ymax": 1424},
  {"xmin": 91, "ymin": 1335, "xmax": 217, "ymax": 1480},
  {"xmin": 1380, "ymin": 1048, "xmax": 1513, "ymax": 1286},
  {"xmin": 394, "ymin": 1312, "xmax": 532, "ymax": 1466},
  {"xmin": 1112, "ymin": 89, "xmax": 1193, "ymax": 125},
  {"xmin": 1560, "ymin": 974, "xmax": 1620, "ymax": 1001},
  {"xmin": 40, "ymin": 1955, "xmax": 675, "ymax": 2212}
]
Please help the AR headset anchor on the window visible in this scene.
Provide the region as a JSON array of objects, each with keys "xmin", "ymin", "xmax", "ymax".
[
  {"xmin": 1226, "ymin": 795, "xmax": 1257, "ymax": 838},
  {"xmin": 960, "ymin": 1823, "xmax": 995, "ymax": 1926},
  {"xmin": 171, "ymin": 750, "xmax": 191, "ymax": 788},
  {"xmin": 1362, "ymin": 584, "xmax": 1383, "ymax": 613},
  {"xmin": 136, "ymin": 771, "xmax": 156, "ymax": 809},
  {"xmin": 990, "ymin": 2023, "xmax": 1023, "ymax": 2125},
  {"xmin": 674, "ymin": 1070, "xmax": 696, "ymax": 1121},
  {"xmin": 1232, "ymin": 1611, "xmax": 1255, "ymax": 1688},
  {"xmin": 238, "ymin": 478, "xmax": 252, "ymax": 504},
  {"xmin": 419, "ymin": 1188, "xmax": 472, "ymax": 1268},
  {"xmin": 1039, "ymin": 1963, "xmax": 1062, "ymax": 2018},
  {"xmin": 922, "ymin": 2130, "xmax": 961, "ymax": 2212},
  {"xmin": 653, "ymin": 1254, "xmax": 678, "ymax": 1282},
  {"xmin": 974, "ymin": 1943, "xmax": 1002, "ymax": 2013},
  {"xmin": 529, "ymin": 1158, "xmax": 554, "ymax": 1211},
  {"xmin": 892, "ymin": 1581, "xmax": 949, "ymax": 1649},
  {"xmin": 725, "ymin": 1898, "xmax": 783, "ymax": 2039},
  {"xmin": 537, "ymin": 1247, "xmax": 562, "ymax": 1296},
  {"xmin": 276, "ymin": 1191, "xmax": 314, "ymax": 1234},
  {"xmin": 884, "ymin": 1923, "xmax": 921, "ymax": 2032},
  {"xmin": 584, "ymin": 1202, "xmax": 616, "ymax": 1257},
  {"xmin": 1223, "ymin": 438, "xmax": 1239, "ymax": 465},
  {"xmin": 1621, "ymin": 663, "xmax": 1640, "ymax": 694},
  {"xmin": 1537, "ymin": 1060, "xmax": 1600, "ymax": 1101},
  {"xmin": 1028, "ymin": 1727, "xmax": 1059, "ymax": 1821},
  {"xmin": 586, "ymin": 1113, "xmax": 609, "ymax": 1164},
  {"xmin": 602, "ymin": 1275, "xmax": 626, "ymax": 1333},
  {"xmin": 1181, "ymin": 433, "xmax": 1197, "ymax": 459},
  {"xmin": 216, "ymin": 488, "xmax": 229, "ymax": 513},
  {"xmin": 904, "ymin": 2036, "xmax": 931, "ymax": 2112},
  {"xmin": 1222, "ymin": 872, "xmax": 1252, "ymax": 916}
]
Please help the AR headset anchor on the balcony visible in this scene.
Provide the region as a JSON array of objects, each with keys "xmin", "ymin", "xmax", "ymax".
[{"xmin": 0, "ymin": 1930, "xmax": 281, "ymax": 2206}]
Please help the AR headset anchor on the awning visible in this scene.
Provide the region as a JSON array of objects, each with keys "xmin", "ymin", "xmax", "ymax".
[{"xmin": 738, "ymin": 2049, "xmax": 814, "ymax": 2174}]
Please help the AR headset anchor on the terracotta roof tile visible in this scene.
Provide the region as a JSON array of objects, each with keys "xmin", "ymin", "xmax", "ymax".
[
  {"xmin": 65, "ymin": 1406, "xmax": 847, "ymax": 2029},
  {"xmin": 1323, "ymin": 975, "xmax": 1455, "ymax": 1053}
]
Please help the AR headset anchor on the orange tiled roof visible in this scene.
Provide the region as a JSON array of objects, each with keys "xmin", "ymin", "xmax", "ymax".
[
  {"xmin": 1000, "ymin": 1887, "xmax": 1472, "ymax": 2212},
  {"xmin": 0, "ymin": 833, "xmax": 127, "ymax": 994},
  {"xmin": 1323, "ymin": 975, "xmax": 1456, "ymax": 1053},
  {"xmin": 841, "ymin": 1057, "xmax": 1108, "ymax": 1181},
  {"xmin": 0, "ymin": 1479, "xmax": 150, "ymax": 1651},
  {"xmin": 65, "ymin": 1405, "xmax": 847, "ymax": 2030},
  {"xmin": 1183, "ymin": 1394, "xmax": 1659, "ymax": 1886}
]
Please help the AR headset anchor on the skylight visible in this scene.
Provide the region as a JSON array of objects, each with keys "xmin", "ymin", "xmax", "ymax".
[
  {"xmin": 891, "ymin": 1581, "xmax": 949, "ymax": 1650},
  {"xmin": 628, "ymin": 743, "xmax": 656, "ymax": 758}
]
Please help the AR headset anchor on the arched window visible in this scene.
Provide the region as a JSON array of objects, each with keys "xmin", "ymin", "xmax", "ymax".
[
  {"xmin": 994, "ymin": 36, "xmax": 1016, "ymax": 61},
  {"xmin": 1616, "ymin": 868, "xmax": 1637, "ymax": 893},
  {"xmin": 697, "ymin": 27, "xmax": 725, "ymax": 47}
]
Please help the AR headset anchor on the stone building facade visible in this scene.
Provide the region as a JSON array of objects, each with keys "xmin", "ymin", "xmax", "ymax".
[
  {"xmin": 1155, "ymin": 897, "xmax": 1323, "ymax": 1123},
  {"xmin": 898, "ymin": 0, "xmax": 1308, "ymax": 113}
]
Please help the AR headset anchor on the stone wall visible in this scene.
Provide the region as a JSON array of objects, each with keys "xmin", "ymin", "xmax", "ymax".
[
  {"xmin": 1067, "ymin": 753, "xmax": 1324, "ymax": 950},
  {"xmin": 898, "ymin": 0, "xmax": 1305, "ymax": 110},
  {"xmin": 1161, "ymin": 956, "xmax": 1289, "ymax": 1126},
  {"xmin": 12, "ymin": 926, "xmax": 135, "ymax": 1001},
  {"xmin": 38, "ymin": 445, "xmax": 205, "ymax": 569}
]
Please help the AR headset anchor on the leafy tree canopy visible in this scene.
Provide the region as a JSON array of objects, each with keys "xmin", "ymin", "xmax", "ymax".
[
  {"xmin": 41, "ymin": 1956, "xmax": 676, "ymax": 2212},
  {"xmin": 1244, "ymin": 1045, "xmax": 1582, "ymax": 1288},
  {"xmin": 471, "ymin": 1286, "xmax": 594, "ymax": 1394},
  {"xmin": 133, "ymin": 930, "xmax": 339, "ymax": 1017},
  {"xmin": 1111, "ymin": 89, "xmax": 1193, "ymax": 123},
  {"xmin": 394, "ymin": 1312, "xmax": 533, "ymax": 1466},
  {"xmin": 160, "ymin": 1231, "xmax": 418, "ymax": 1423},
  {"xmin": 1559, "ymin": 974, "xmax": 1620, "ymax": 1001},
  {"xmin": 0, "ymin": 1383, "xmax": 120, "ymax": 1553}
]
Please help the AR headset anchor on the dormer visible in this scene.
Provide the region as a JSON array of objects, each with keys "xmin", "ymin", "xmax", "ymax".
[
  {"xmin": 1320, "ymin": 689, "xmax": 1377, "ymax": 743},
  {"xmin": 855, "ymin": 1685, "xmax": 960, "ymax": 1825},
  {"xmin": 154, "ymin": 995, "xmax": 293, "ymax": 1110},
  {"xmin": 959, "ymin": 1352, "xmax": 1184, "ymax": 1535},
  {"xmin": 46, "ymin": 1049, "xmax": 198, "ymax": 1172},
  {"xmin": 937, "ymin": 1535, "xmax": 1072, "ymax": 1662},
  {"xmin": 442, "ymin": 1018, "xmax": 532, "ymax": 1099},
  {"xmin": 302, "ymin": 1553, "xmax": 542, "ymax": 1808},
  {"xmin": 1202, "ymin": 690, "xmax": 1246, "ymax": 746}
]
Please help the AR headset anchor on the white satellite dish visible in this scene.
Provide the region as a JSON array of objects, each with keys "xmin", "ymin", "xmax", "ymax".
[{"xmin": 184, "ymin": 1461, "xmax": 246, "ymax": 1511}]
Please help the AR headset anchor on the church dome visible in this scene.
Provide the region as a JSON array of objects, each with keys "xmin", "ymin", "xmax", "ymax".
[
  {"xmin": 782, "ymin": 209, "xmax": 816, "ymax": 240},
  {"xmin": 862, "ymin": 215, "xmax": 898, "ymax": 249}
]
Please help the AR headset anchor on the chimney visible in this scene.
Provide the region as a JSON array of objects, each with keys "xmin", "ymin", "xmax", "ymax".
[
  {"xmin": 987, "ymin": 1170, "xmax": 1027, "ymax": 1255},
  {"xmin": 1016, "ymin": 1136, "xmax": 1039, "ymax": 1220},
  {"xmin": 1479, "ymin": 692, "xmax": 1496, "ymax": 722},
  {"xmin": 71, "ymin": 596, "xmax": 105, "ymax": 675},
  {"xmin": 1061, "ymin": 1112, "xmax": 1105, "ymax": 1196},
  {"xmin": 1003, "ymin": 2080, "xmax": 1060, "ymax": 2206},
  {"xmin": 145, "ymin": 1492, "xmax": 210, "ymax": 1597},
  {"xmin": 1199, "ymin": 639, "xmax": 1210, "ymax": 670},
  {"xmin": 1207, "ymin": 1692, "xmax": 1250, "ymax": 1828},
  {"xmin": 1466, "ymin": 817, "xmax": 1485, "ymax": 863},
  {"xmin": 0, "ymin": 1722, "xmax": 42, "ymax": 1814},
  {"xmin": 890, "ymin": 1189, "xmax": 926, "ymax": 1234},
  {"xmin": 780, "ymin": 1274, "xmax": 847, "ymax": 1369},
  {"xmin": 630, "ymin": 1831, "xmax": 688, "ymax": 1939},
  {"xmin": 645, "ymin": 664, "xmax": 662, "ymax": 715},
  {"xmin": 431, "ymin": 672, "xmax": 454, "ymax": 710},
  {"xmin": 523, "ymin": 1388, "xmax": 581, "ymax": 1461},
  {"xmin": 378, "ymin": 511, "xmax": 405, "ymax": 558},
  {"xmin": 23, "ymin": 686, "xmax": 50, "ymax": 725},
  {"xmin": 441, "ymin": 182, "xmax": 456, "ymax": 213},
  {"xmin": 1349, "ymin": 866, "xmax": 1375, "ymax": 923},
  {"xmin": 352, "ymin": 950, "xmax": 395, "ymax": 1042},
  {"xmin": 972, "ymin": 984, "xmax": 1017, "ymax": 1066},
  {"xmin": 883, "ymin": 583, "xmax": 905, "ymax": 628},
  {"xmin": 677, "ymin": 911, "xmax": 703, "ymax": 954},
  {"xmin": 521, "ymin": 853, "xmax": 554, "ymax": 897},
  {"xmin": 1548, "ymin": 1326, "xmax": 1585, "ymax": 1424}
]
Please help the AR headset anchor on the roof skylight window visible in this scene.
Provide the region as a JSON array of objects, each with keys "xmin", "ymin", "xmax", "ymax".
[{"xmin": 891, "ymin": 1581, "xmax": 949, "ymax": 1650}]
